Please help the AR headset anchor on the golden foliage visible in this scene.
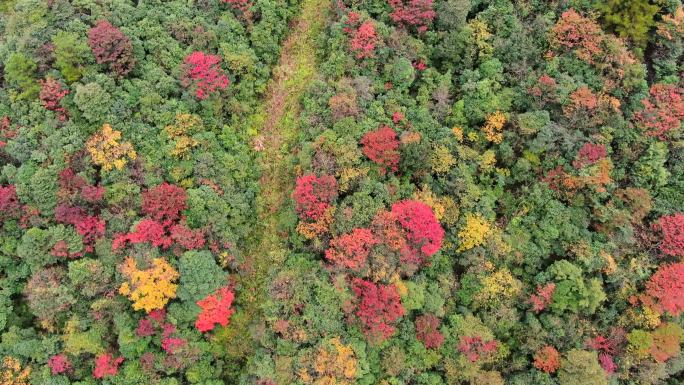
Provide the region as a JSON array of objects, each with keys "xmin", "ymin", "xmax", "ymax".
[
  {"xmin": 338, "ymin": 167, "xmax": 369, "ymax": 192},
  {"xmin": 430, "ymin": 145, "xmax": 456, "ymax": 174},
  {"xmin": 1, "ymin": 357, "xmax": 30, "ymax": 385},
  {"xmin": 481, "ymin": 112, "xmax": 505, "ymax": 144},
  {"xmin": 458, "ymin": 213, "xmax": 491, "ymax": 251},
  {"xmin": 119, "ymin": 257, "xmax": 179, "ymax": 313},
  {"xmin": 400, "ymin": 131, "xmax": 421, "ymax": 145},
  {"xmin": 165, "ymin": 113, "xmax": 201, "ymax": 158},
  {"xmin": 452, "ymin": 126, "xmax": 464, "ymax": 142},
  {"xmin": 86, "ymin": 123, "xmax": 137, "ymax": 171},
  {"xmin": 301, "ymin": 337, "xmax": 357, "ymax": 385},
  {"xmin": 412, "ymin": 186, "xmax": 458, "ymax": 226},
  {"xmin": 600, "ymin": 250, "xmax": 617, "ymax": 275},
  {"xmin": 474, "ymin": 268, "xmax": 522, "ymax": 308},
  {"xmin": 296, "ymin": 206, "xmax": 335, "ymax": 239},
  {"xmin": 658, "ymin": 7, "xmax": 684, "ymax": 40},
  {"xmin": 479, "ymin": 150, "xmax": 496, "ymax": 171},
  {"xmin": 469, "ymin": 19, "xmax": 494, "ymax": 59}
]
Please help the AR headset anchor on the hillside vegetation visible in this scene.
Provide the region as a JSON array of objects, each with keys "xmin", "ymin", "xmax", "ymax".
[{"xmin": 1, "ymin": 1, "xmax": 684, "ymax": 385}]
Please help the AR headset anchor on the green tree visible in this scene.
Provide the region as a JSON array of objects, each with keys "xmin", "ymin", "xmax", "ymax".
[
  {"xmin": 4, "ymin": 52, "xmax": 39, "ymax": 99},
  {"xmin": 53, "ymin": 31, "xmax": 91, "ymax": 82},
  {"xmin": 558, "ymin": 349, "xmax": 608, "ymax": 385},
  {"xmin": 596, "ymin": 0, "xmax": 660, "ymax": 47}
]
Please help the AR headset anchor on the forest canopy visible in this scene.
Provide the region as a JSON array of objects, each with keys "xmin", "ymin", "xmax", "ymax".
[{"xmin": 0, "ymin": 0, "xmax": 684, "ymax": 384}]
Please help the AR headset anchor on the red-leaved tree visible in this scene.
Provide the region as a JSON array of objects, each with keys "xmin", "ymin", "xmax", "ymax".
[
  {"xmin": 195, "ymin": 286, "xmax": 235, "ymax": 332},
  {"xmin": 533, "ymin": 345, "xmax": 560, "ymax": 373},
  {"xmin": 658, "ymin": 213, "xmax": 684, "ymax": 258},
  {"xmin": 74, "ymin": 215, "xmax": 106, "ymax": 253},
  {"xmin": 458, "ymin": 335, "xmax": 498, "ymax": 362},
  {"xmin": 325, "ymin": 228, "xmax": 378, "ymax": 270},
  {"xmin": 415, "ymin": 314, "xmax": 444, "ymax": 349},
  {"xmin": 573, "ymin": 143, "xmax": 607, "ymax": 169},
  {"xmin": 39, "ymin": 77, "xmax": 69, "ymax": 121},
  {"xmin": 292, "ymin": 174, "xmax": 338, "ymax": 220},
  {"xmin": 550, "ymin": 9, "xmax": 603, "ymax": 63},
  {"xmin": 633, "ymin": 83, "xmax": 684, "ymax": 139},
  {"xmin": 360, "ymin": 126, "xmax": 400, "ymax": 173},
  {"xmin": 93, "ymin": 353, "xmax": 123, "ymax": 379},
  {"xmin": 344, "ymin": 13, "xmax": 378, "ymax": 59},
  {"xmin": 530, "ymin": 283, "xmax": 556, "ymax": 313},
  {"xmin": 48, "ymin": 354, "xmax": 71, "ymax": 375},
  {"xmin": 390, "ymin": 200, "xmax": 444, "ymax": 262},
  {"xmin": 0, "ymin": 185, "xmax": 21, "ymax": 222},
  {"xmin": 388, "ymin": 0, "xmax": 436, "ymax": 33},
  {"xmin": 88, "ymin": 20, "xmax": 136, "ymax": 77},
  {"xmin": 181, "ymin": 52, "xmax": 230, "ymax": 100},
  {"xmin": 170, "ymin": 224, "xmax": 206, "ymax": 250},
  {"xmin": 142, "ymin": 183, "xmax": 187, "ymax": 227},
  {"xmin": 351, "ymin": 278, "xmax": 405, "ymax": 342},
  {"xmin": 222, "ymin": 0, "xmax": 252, "ymax": 16},
  {"xmin": 646, "ymin": 263, "xmax": 684, "ymax": 316}
]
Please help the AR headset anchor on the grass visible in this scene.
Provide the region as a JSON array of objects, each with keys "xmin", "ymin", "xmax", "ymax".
[{"xmin": 215, "ymin": 0, "xmax": 332, "ymax": 378}]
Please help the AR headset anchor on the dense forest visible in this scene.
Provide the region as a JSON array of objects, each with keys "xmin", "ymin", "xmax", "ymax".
[{"xmin": 1, "ymin": 0, "xmax": 684, "ymax": 384}]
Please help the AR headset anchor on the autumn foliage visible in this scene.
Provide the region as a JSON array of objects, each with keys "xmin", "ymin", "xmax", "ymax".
[
  {"xmin": 658, "ymin": 213, "xmax": 684, "ymax": 258},
  {"xmin": 458, "ymin": 335, "xmax": 498, "ymax": 362},
  {"xmin": 390, "ymin": 200, "xmax": 444, "ymax": 260},
  {"xmin": 534, "ymin": 345, "xmax": 560, "ymax": 373},
  {"xmin": 86, "ymin": 124, "xmax": 137, "ymax": 172},
  {"xmin": 550, "ymin": 9, "xmax": 603, "ymax": 63},
  {"xmin": 351, "ymin": 278, "xmax": 405, "ymax": 342},
  {"xmin": 293, "ymin": 174, "xmax": 338, "ymax": 220},
  {"xmin": 48, "ymin": 354, "xmax": 71, "ymax": 375},
  {"xmin": 88, "ymin": 20, "xmax": 135, "ymax": 76},
  {"xmin": 388, "ymin": 0, "xmax": 436, "ymax": 33},
  {"xmin": 344, "ymin": 12, "xmax": 378, "ymax": 59},
  {"xmin": 181, "ymin": 52, "xmax": 230, "ymax": 100},
  {"xmin": 530, "ymin": 283, "xmax": 556, "ymax": 313},
  {"xmin": 415, "ymin": 314, "xmax": 444, "ymax": 349},
  {"xmin": 195, "ymin": 286, "xmax": 235, "ymax": 332},
  {"xmin": 0, "ymin": 185, "xmax": 20, "ymax": 221},
  {"xmin": 360, "ymin": 125, "xmax": 400, "ymax": 173},
  {"xmin": 633, "ymin": 83, "xmax": 684, "ymax": 139},
  {"xmin": 0, "ymin": 357, "xmax": 30, "ymax": 385},
  {"xmin": 119, "ymin": 257, "xmax": 180, "ymax": 313},
  {"xmin": 39, "ymin": 77, "xmax": 69, "ymax": 121},
  {"xmin": 573, "ymin": 143, "xmax": 607, "ymax": 169},
  {"xmin": 645, "ymin": 262, "xmax": 684, "ymax": 316},
  {"xmin": 222, "ymin": 0, "xmax": 252, "ymax": 15},
  {"xmin": 325, "ymin": 228, "xmax": 378, "ymax": 270},
  {"xmin": 92, "ymin": 353, "xmax": 123, "ymax": 379},
  {"xmin": 300, "ymin": 337, "xmax": 357, "ymax": 385},
  {"xmin": 142, "ymin": 183, "xmax": 187, "ymax": 226}
]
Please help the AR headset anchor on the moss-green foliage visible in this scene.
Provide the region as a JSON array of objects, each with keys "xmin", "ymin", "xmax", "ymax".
[
  {"xmin": 558, "ymin": 349, "xmax": 608, "ymax": 385},
  {"xmin": 596, "ymin": 0, "xmax": 660, "ymax": 47}
]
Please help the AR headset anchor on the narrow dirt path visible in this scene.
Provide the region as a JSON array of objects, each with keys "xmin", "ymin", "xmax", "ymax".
[{"xmin": 222, "ymin": 0, "xmax": 331, "ymax": 367}]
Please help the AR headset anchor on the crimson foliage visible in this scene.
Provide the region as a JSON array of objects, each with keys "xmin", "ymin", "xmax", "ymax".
[
  {"xmin": 88, "ymin": 20, "xmax": 136, "ymax": 76},
  {"xmin": 351, "ymin": 278, "xmax": 405, "ymax": 342},
  {"xmin": 293, "ymin": 174, "xmax": 338, "ymax": 220},
  {"xmin": 181, "ymin": 52, "xmax": 230, "ymax": 100},
  {"xmin": 646, "ymin": 263, "xmax": 684, "ymax": 316},
  {"xmin": 360, "ymin": 125, "xmax": 400, "ymax": 173}
]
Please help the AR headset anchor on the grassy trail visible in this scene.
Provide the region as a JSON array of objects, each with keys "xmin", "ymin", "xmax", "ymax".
[{"xmin": 221, "ymin": 0, "xmax": 331, "ymax": 370}]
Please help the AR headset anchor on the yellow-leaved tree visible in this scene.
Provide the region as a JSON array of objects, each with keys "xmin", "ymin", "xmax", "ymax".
[
  {"xmin": 1, "ymin": 357, "xmax": 30, "ymax": 385},
  {"xmin": 165, "ymin": 113, "xmax": 201, "ymax": 158},
  {"xmin": 119, "ymin": 257, "xmax": 179, "ymax": 313},
  {"xmin": 86, "ymin": 123, "xmax": 137, "ymax": 171},
  {"xmin": 299, "ymin": 337, "xmax": 357, "ymax": 385},
  {"xmin": 458, "ymin": 213, "xmax": 491, "ymax": 251},
  {"xmin": 481, "ymin": 111, "xmax": 506, "ymax": 144}
]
